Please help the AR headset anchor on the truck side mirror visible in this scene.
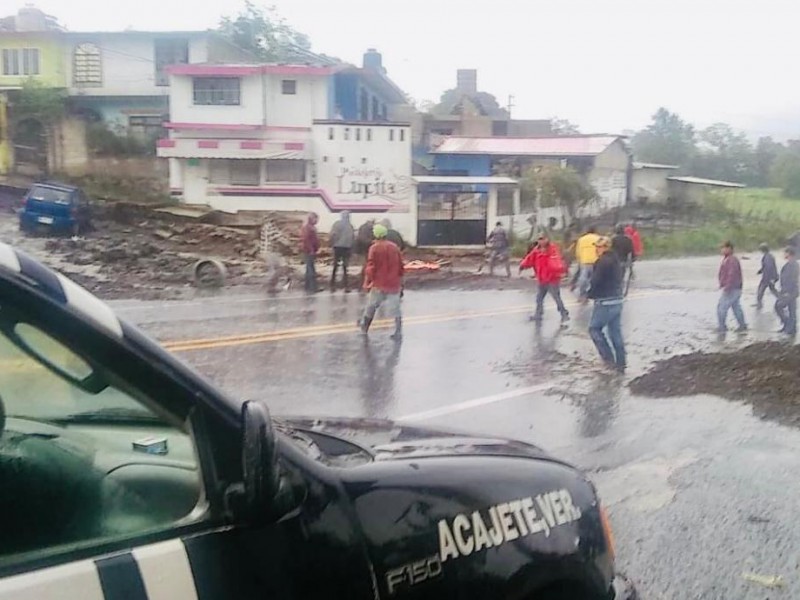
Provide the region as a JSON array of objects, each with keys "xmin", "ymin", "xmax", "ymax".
[{"xmin": 240, "ymin": 400, "xmax": 280, "ymax": 522}]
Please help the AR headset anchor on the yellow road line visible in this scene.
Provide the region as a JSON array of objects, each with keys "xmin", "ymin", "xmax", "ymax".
[{"xmin": 163, "ymin": 289, "xmax": 676, "ymax": 353}]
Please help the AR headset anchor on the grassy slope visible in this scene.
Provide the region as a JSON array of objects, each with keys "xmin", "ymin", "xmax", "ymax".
[{"xmin": 645, "ymin": 188, "xmax": 800, "ymax": 257}]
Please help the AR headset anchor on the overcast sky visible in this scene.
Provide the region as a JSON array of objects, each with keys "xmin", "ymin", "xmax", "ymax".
[{"xmin": 23, "ymin": 0, "xmax": 799, "ymax": 139}]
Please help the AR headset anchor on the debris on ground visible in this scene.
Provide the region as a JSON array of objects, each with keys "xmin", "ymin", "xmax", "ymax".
[
  {"xmin": 741, "ymin": 572, "xmax": 785, "ymax": 589},
  {"xmin": 1, "ymin": 185, "xmax": 533, "ymax": 299},
  {"xmin": 629, "ymin": 342, "xmax": 800, "ymax": 425}
]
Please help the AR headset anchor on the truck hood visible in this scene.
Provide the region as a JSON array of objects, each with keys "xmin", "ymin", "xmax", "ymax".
[{"xmin": 280, "ymin": 416, "xmax": 554, "ymax": 463}]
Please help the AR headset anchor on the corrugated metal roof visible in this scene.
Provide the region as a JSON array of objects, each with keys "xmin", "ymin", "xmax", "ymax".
[
  {"xmin": 667, "ymin": 176, "xmax": 745, "ymax": 188},
  {"xmin": 633, "ymin": 162, "xmax": 680, "ymax": 170},
  {"xmin": 431, "ymin": 135, "xmax": 621, "ymax": 156},
  {"xmin": 413, "ymin": 176, "xmax": 518, "ymax": 185}
]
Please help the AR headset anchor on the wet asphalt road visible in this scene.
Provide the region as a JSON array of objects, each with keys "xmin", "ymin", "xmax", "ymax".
[{"xmin": 113, "ymin": 255, "xmax": 800, "ymax": 599}]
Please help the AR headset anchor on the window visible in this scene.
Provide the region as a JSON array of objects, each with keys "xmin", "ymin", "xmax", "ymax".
[
  {"xmin": 208, "ymin": 159, "xmax": 261, "ymax": 186},
  {"xmin": 208, "ymin": 159, "xmax": 229, "ymax": 184},
  {"xmin": 400, "ymin": 129, "xmax": 405, "ymax": 142},
  {"xmin": 2, "ymin": 48, "xmax": 39, "ymax": 76},
  {"xmin": 193, "ymin": 77, "xmax": 240, "ymax": 105},
  {"xmin": 73, "ymin": 43, "xmax": 101, "ymax": 86},
  {"xmin": 281, "ymin": 79, "xmax": 297, "ymax": 95},
  {"xmin": 22, "ymin": 48, "xmax": 40, "ymax": 75},
  {"xmin": 154, "ymin": 38, "xmax": 189, "ymax": 86},
  {"xmin": 265, "ymin": 159, "xmax": 305, "ymax": 183},
  {"xmin": 344, "ymin": 128, "xmax": 350, "ymax": 141},
  {"xmin": 230, "ymin": 160, "xmax": 261, "ymax": 186},
  {"xmin": 0, "ymin": 315, "xmax": 201, "ymax": 565},
  {"xmin": 128, "ymin": 115, "xmax": 164, "ymax": 142},
  {"xmin": 389, "ymin": 129, "xmax": 394, "ymax": 141},
  {"xmin": 361, "ymin": 157, "xmax": 367, "ymax": 164},
  {"xmin": 356, "ymin": 128, "xmax": 361, "ymax": 141},
  {"xmin": 328, "ymin": 127, "xmax": 334, "ymax": 140},
  {"xmin": 366, "ymin": 128, "xmax": 372, "ymax": 141}
]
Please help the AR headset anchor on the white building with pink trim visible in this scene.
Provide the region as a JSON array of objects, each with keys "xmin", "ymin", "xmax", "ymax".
[{"xmin": 156, "ymin": 51, "xmax": 417, "ymax": 241}]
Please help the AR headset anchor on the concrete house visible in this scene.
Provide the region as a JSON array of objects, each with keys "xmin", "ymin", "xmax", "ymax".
[
  {"xmin": 156, "ymin": 50, "xmax": 417, "ymax": 241},
  {"xmin": 631, "ymin": 162, "xmax": 679, "ymax": 203},
  {"xmin": 64, "ymin": 30, "xmax": 253, "ymax": 141}
]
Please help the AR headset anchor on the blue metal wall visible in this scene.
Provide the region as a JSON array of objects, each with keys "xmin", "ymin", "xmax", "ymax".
[{"xmin": 432, "ymin": 154, "xmax": 492, "ymax": 176}]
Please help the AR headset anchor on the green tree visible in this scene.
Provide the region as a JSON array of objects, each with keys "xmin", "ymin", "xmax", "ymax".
[
  {"xmin": 692, "ymin": 122, "xmax": 755, "ymax": 184},
  {"xmin": 753, "ymin": 136, "xmax": 784, "ymax": 187},
  {"xmin": 550, "ymin": 117, "xmax": 580, "ymax": 135},
  {"xmin": 770, "ymin": 143, "xmax": 800, "ymax": 198},
  {"xmin": 218, "ymin": 2, "xmax": 312, "ymax": 62},
  {"xmin": 631, "ymin": 108, "xmax": 696, "ymax": 168},
  {"xmin": 520, "ymin": 165, "xmax": 597, "ymax": 222},
  {"xmin": 11, "ymin": 79, "xmax": 66, "ymax": 125}
]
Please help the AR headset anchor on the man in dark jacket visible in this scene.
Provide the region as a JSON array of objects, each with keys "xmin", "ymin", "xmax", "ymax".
[
  {"xmin": 482, "ymin": 221, "xmax": 511, "ymax": 277},
  {"xmin": 611, "ymin": 224, "xmax": 634, "ymax": 266},
  {"xmin": 717, "ymin": 240, "xmax": 747, "ymax": 333},
  {"xmin": 587, "ymin": 237, "xmax": 626, "ymax": 372},
  {"xmin": 355, "ymin": 219, "xmax": 376, "ymax": 293},
  {"xmin": 379, "ymin": 219, "xmax": 406, "ymax": 251},
  {"xmin": 300, "ymin": 212, "xmax": 320, "ymax": 293},
  {"xmin": 755, "ymin": 242, "xmax": 779, "ymax": 309},
  {"xmin": 329, "ymin": 211, "xmax": 355, "ymax": 292},
  {"xmin": 775, "ymin": 246, "xmax": 799, "ymax": 335}
]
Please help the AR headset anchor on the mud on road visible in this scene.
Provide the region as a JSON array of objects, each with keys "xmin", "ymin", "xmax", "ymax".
[
  {"xmin": 0, "ymin": 189, "xmax": 524, "ymax": 299},
  {"xmin": 630, "ymin": 341, "xmax": 800, "ymax": 426}
]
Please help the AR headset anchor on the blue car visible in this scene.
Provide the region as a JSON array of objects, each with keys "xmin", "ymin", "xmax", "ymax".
[{"xmin": 18, "ymin": 181, "xmax": 91, "ymax": 235}]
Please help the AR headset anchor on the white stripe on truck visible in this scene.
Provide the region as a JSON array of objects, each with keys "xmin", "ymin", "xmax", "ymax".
[
  {"xmin": 0, "ymin": 559, "xmax": 105, "ymax": 600},
  {"xmin": 132, "ymin": 539, "xmax": 199, "ymax": 600}
]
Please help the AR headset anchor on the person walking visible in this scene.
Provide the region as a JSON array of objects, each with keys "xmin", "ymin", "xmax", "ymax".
[
  {"xmin": 379, "ymin": 219, "xmax": 406, "ymax": 251},
  {"xmin": 775, "ymin": 246, "xmax": 799, "ymax": 335},
  {"xmin": 359, "ymin": 224, "xmax": 404, "ymax": 340},
  {"xmin": 354, "ymin": 219, "xmax": 376, "ymax": 293},
  {"xmin": 717, "ymin": 241, "xmax": 747, "ymax": 333},
  {"xmin": 754, "ymin": 242, "xmax": 779, "ymax": 309},
  {"xmin": 624, "ymin": 223, "xmax": 643, "ymax": 279},
  {"xmin": 519, "ymin": 234, "xmax": 570, "ymax": 323},
  {"xmin": 587, "ymin": 237, "xmax": 626, "ymax": 372},
  {"xmin": 329, "ymin": 211, "xmax": 355, "ymax": 292},
  {"xmin": 611, "ymin": 224, "xmax": 635, "ymax": 294},
  {"xmin": 481, "ymin": 221, "xmax": 511, "ymax": 277},
  {"xmin": 574, "ymin": 226, "xmax": 601, "ymax": 301},
  {"xmin": 300, "ymin": 212, "xmax": 320, "ymax": 293}
]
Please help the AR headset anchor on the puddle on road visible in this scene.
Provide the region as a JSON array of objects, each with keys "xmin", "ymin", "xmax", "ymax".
[
  {"xmin": 592, "ymin": 452, "xmax": 700, "ymax": 513},
  {"xmin": 630, "ymin": 341, "xmax": 800, "ymax": 427}
]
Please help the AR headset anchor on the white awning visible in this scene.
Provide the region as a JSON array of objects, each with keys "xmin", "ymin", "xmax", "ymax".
[
  {"xmin": 158, "ymin": 147, "xmax": 305, "ymax": 159},
  {"xmin": 156, "ymin": 138, "xmax": 308, "ymax": 160}
]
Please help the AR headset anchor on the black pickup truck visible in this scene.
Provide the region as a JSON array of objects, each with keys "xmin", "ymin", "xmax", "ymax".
[{"xmin": 0, "ymin": 242, "xmax": 636, "ymax": 600}]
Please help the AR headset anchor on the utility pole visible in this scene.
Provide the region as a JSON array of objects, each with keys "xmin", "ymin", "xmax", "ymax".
[{"xmin": 506, "ymin": 94, "xmax": 515, "ymax": 119}]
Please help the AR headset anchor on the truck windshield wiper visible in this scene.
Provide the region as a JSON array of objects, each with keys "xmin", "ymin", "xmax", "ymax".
[{"xmin": 53, "ymin": 407, "xmax": 164, "ymax": 425}]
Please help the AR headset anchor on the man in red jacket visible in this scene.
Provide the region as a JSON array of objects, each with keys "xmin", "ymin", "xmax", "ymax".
[
  {"xmin": 519, "ymin": 234, "xmax": 570, "ymax": 323},
  {"xmin": 359, "ymin": 223, "xmax": 404, "ymax": 339}
]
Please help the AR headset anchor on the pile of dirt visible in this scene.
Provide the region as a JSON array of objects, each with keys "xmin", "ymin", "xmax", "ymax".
[{"xmin": 629, "ymin": 342, "xmax": 800, "ymax": 425}]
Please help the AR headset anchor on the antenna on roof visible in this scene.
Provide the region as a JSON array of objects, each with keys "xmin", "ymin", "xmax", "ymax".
[{"xmin": 506, "ymin": 94, "xmax": 515, "ymax": 119}]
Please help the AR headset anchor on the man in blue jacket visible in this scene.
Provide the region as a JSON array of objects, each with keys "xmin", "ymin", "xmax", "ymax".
[
  {"xmin": 775, "ymin": 246, "xmax": 799, "ymax": 335},
  {"xmin": 755, "ymin": 242, "xmax": 778, "ymax": 310},
  {"xmin": 587, "ymin": 236, "xmax": 625, "ymax": 372}
]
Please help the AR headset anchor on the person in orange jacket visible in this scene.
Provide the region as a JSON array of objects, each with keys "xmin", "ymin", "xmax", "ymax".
[{"xmin": 519, "ymin": 234, "xmax": 570, "ymax": 323}]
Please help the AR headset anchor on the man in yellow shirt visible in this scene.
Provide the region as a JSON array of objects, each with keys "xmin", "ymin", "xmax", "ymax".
[{"xmin": 574, "ymin": 225, "xmax": 600, "ymax": 301}]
